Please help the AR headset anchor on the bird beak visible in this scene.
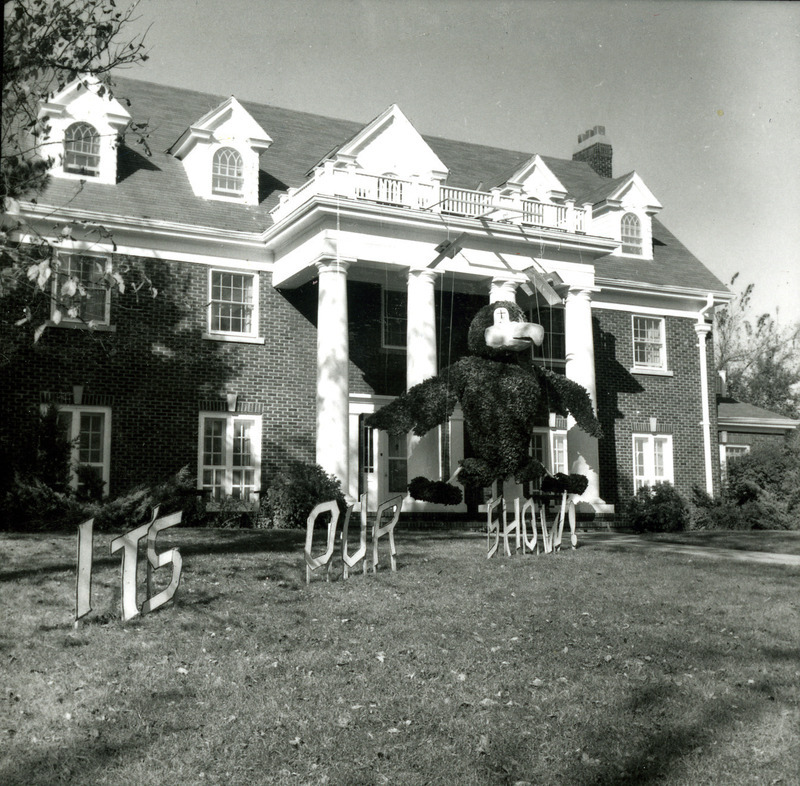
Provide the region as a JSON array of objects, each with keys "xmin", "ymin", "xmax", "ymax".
[{"xmin": 484, "ymin": 310, "xmax": 545, "ymax": 351}]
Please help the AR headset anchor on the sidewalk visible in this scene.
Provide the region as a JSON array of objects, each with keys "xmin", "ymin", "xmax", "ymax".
[{"xmin": 580, "ymin": 531, "xmax": 800, "ymax": 567}]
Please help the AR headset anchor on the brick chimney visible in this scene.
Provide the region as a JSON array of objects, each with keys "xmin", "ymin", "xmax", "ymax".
[{"xmin": 572, "ymin": 125, "xmax": 612, "ymax": 178}]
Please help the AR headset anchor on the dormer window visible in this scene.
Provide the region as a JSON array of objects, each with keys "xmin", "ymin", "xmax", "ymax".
[
  {"xmin": 64, "ymin": 122, "xmax": 101, "ymax": 177},
  {"xmin": 621, "ymin": 212, "xmax": 642, "ymax": 255},
  {"xmin": 212, "ymin": 147, "xmax": 244, "ymax": 196}
]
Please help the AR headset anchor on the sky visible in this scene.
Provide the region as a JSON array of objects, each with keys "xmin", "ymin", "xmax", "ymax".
[{"xmin": 121, "ymin": 0, "xmax": 800, "ymax": 324}]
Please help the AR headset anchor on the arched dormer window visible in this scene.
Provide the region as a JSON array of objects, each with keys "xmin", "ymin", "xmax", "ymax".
[
  {"xmin": 64, "ymin": 122, "xmax": 100, "ymax": 177},
  {"xmin": 212, "ymin": 147, "xmax": 244, "ymax": 196},
  {"xmin": 621, "ymin": 212, "xmax": 642, "ymax": 255}
]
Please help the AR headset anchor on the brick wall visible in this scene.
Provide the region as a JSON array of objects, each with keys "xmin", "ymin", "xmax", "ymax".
[
  {"xmin": 1, "ymin": 255, "xmax": 319, "ymax": 495},
  {"xmin": 593, "ymin": 308, "xmax": 716, "ymax": 508}
]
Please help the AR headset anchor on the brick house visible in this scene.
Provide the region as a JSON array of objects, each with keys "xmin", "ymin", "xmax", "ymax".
[{"xmin": 4, "ymin": 75, "xmax": 755, "ymax": 519}]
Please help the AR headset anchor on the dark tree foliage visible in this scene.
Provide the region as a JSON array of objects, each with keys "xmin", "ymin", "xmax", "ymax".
[{"xmin": 368, "ymin": 301, "xmax": 602, "ymax": 497}]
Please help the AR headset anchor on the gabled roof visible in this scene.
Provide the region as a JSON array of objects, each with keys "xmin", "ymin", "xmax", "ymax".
[
  {"xmin": 169, "ymin": 95, "xmax": 273, "ymax": 158},
  {"xmin": 314, "ymin": 103, "xmax": 447, "ymax": 176},
  {"xmin": 22, "ymin": 76, "xmax": 728, "ymax": 295},
  {"xmin": 40, "ymin": 73, "xmax": 131, "ymax": 128}
]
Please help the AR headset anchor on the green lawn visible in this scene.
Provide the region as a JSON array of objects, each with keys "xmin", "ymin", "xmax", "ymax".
[{"xmin": 1, "ymin": 528, "xmax": 798, "ymax": 785}]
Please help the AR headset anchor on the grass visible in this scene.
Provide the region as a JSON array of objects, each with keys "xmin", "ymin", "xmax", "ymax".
[{"xmin": 1, "ymin": 527, "xmax": 799, "ymax": 785}]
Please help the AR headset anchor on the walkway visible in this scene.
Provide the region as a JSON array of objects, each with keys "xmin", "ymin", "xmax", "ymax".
[{"xmin": 580, "ymin": 532, "xmax": 800, "ymax": 567}]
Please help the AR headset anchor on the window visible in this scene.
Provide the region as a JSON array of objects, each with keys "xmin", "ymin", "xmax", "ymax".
[
  {"xmin": 551, "ymin": 432, "xmax": 568, "ymax": 474},
  {"xmin": 53, "ymin": 254, "xmax": 110, "ymax": 325},
  {"xmin": 530, "ymin": 428, "xmax": 568, "ymax": 477},
  {"xmin": 632, "ymin": 316, "xmax": 666, "ymax": 371},
  {"xmin": 212, "ymin": 147, "xmax": 244, "ymax": 196},
  {"xmin": 621, "ymin": 213, "xmax": 642, "ymax": 255},
  {"xmin": 386, "ymin": 432, "xmax": 408, "ymax": 494},
  {"xmin": 208, "ymin": 270, "xmax": 256, "ymax": 336},
  {"xmin": 199, "ymin": 414, "xmax": 262, "ymax": 502},
  {"xmin": 64, "ymin": 122, "xmax": 101, "ymax": 177},
  {"xmin": 382, "ymin": 288, "xmax": 407, "ymax": 349},
  {"xmin": 720, "ymin": 443, "xmax": 750, "ymax": 482},
  {"xmin": 531, "ymin": 306, "xmax": 566, "ymax": 365},
  {"xmin": 55, "ymin": 406, "xmax": 111, "ymax": 496},
  {"xmin": 632, "ymin": 433, "xmax": 674, "ymax": 491}
]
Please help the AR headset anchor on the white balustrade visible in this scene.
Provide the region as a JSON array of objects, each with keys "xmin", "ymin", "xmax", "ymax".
[{"xmin": 271, "ymin": 168, "xmax": 589, "ymax": 233}]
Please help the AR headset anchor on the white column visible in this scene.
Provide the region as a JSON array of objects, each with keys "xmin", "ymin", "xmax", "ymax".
[
  {"xmin": 564, "ymin": 287, "xmax": 602, "ymax": 503},
  {"xmin": 406, "ymin": 268, "xmax": 439, "ymax": 483},
  {"xmin": 695, "ymin": 320, "xmax": 714, "ymax": 494},
  {"xmin": 490, "ymin": 277, "xmax": 518, "ymax": 304},
  {"xmin": 315, "ymin": 259, "xmax": 350, "ymax": 490}
]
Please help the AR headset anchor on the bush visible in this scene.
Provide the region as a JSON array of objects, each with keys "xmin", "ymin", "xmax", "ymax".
[
  {"xmin": 0, "ymin": 474, "xmax": 97, "ymax": 531},
  {"xmin": 625, "ymin": 482, "xmax": 689, "ymax": 533},
  {"xmin": 691, "ymin": 436, "xmax": 800, "ymax": 531},
  {"xmin": 408, "ymin": 476, "xmax": 463, "ymax": 505},
  {"xmin": 265, "ymin": 461, "xmax": 346, "ymax": 529},
  {"xmin": 94, "ymin": 466, "xmax": 205, "ymax": 530}
]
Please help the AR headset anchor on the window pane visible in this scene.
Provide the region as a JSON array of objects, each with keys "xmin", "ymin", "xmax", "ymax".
[
  {"xmin": 212, "ymin": 147, "xmax": 244, "ymax": 194},
  {"xmin": 552, "ymin": 433, "xmax": 567, "ymax": 474},
  {"xmin": 57, "ymin": 255, "xmax": 108, "ymax": 323},
  {"xmin": 64, "ymin": 122, "xmax": 100, "ymax": 176},
  {"xmin": 621, "ymin": 213, "xmax": 642, "ymax": 255},
  {"xmin": 78, "ymin": 413, "xmax": 104, "ymax": 464},
  {"xmin": 383, "ymin": 289, "xmax": 407, "ymax": 347},
  {"xmin": 531, "ymin": 433, "xmax": 546, "ymax": 465},
  {"xmin": 653, "ymin": 438, "xmax": 666, "ymax": 479},
  {"xmin": 634, "ymin": 437, "xmax": 647, "ymax": 479},
  {"xmin": 633, "ymin": 317, "xmax": 664, "ymax": 368},
  {"xmin": 232, "ymin": 420, "xmax": 253, "ymax": 467},
  {"xmin": 203, "ymin": 418, "xmax": 226, "ymax": 466},
  {"xmin": 210, "ymin": 271, "xmax": 254, "ymax": 334}
]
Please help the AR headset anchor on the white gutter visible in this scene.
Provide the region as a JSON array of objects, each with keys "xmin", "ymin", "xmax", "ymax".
[{"xmin": 696, "ymin": 294, "xmax": 715, "ymax": 494}]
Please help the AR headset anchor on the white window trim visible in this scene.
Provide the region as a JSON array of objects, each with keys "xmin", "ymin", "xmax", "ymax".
[
  {"xmin": 50, "ymin": 252, "xmax": 112, "ymax": 328},
  {"xmin": 211, "ymin": 146, "xmax": 245, "ymax": 199},
  {"xmin": 630, "ymin": 314, "xmax": 670, "ymax": 375},
  {"xmin": 531, "ymin": 427, "xmax": 568, "ymax": 475},
  {"xmin": 203, "ymin": 268, "xmax": 260, "ymax": 342},
  {"xmin": 620, "ymin": 212, "xmax": 643, "ymax": 256},
  {"xmin": 632, "ymin": 433, "xmax": 674, "ymax": 492},
  {"xmin": 44, "ymin": 404, "xmax": 112, "ymax": 496},
  {"xmin": 381, "ymin": 287, "xmax": 407, "ymax": 351},
  {"xmin": 197, "ymin": 412, "xmax": 262, "ymax": 502}
]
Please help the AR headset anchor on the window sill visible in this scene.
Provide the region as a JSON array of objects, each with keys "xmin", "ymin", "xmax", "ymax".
[
  {"xmin": 629, "ymin": 366, "xmax": 673, "ymax": 377},
  {"xmin": 47, "ymin": 320, "xmax": 116, "ymax": 332},
  {"xmin": 202, "ymin": 332, "xmax": 265, "ymax": 345}
]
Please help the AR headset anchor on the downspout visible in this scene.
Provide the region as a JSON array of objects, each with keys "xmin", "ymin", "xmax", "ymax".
[{"xmin": 695, "ymin": 294, "xmax": 715, "ymax": 494}]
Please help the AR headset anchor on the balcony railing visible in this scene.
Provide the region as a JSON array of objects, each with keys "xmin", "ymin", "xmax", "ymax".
[{"xmin": 271, "ymin": 168, "xmax": 587, "ymax": 233}]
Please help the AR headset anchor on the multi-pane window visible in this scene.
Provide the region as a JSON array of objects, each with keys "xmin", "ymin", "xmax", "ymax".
[
  {"xmin": 53, "ymin": 254, "xmax": 110, "ymax": 325},
  {"xmin": 632, "ymin": 316, "xmax": 666, "ymax": 370},
  {"xmin": 531, "ymin": 306, "xmax": 566, "ymax": 364},
  {"xmin": 55, "ymin": 406, "xmax": 111, "ymax": 496},
  {"xmin": 551, "ymin": 432, "xmax": 568, "ymax": 475},
  {"xmin": 621, "ymin": 213, "xmax": 642, "ymax": 255},
  {"xmin": 632, "ymin": 434, "xmax": 674, "ymax": 491},
  {"xmin": 382, "ymin": 288, "xmax": 407, "ymax": 349},
  {"xmin": 64, "ymin": 122, "xmax": 101, "ymax": 176},
  {"xmin": 212, "ymin": 147, "xmax": 244, "ymax": 196},
  {"xmin": 209, "ymin": 270, "xmax": 255, "ymax": 336},
  {"xmin": 199, "ymin": 414, "xmax": 261, "ymax": 502}
]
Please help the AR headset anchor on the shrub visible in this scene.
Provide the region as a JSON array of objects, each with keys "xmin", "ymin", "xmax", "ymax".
[
  {"xmin": 265, "ymin": 461, "xmax": 346, "ymax": 529},
  {"xmin": 408, "ymin": 476, "xmax": 463, "ymax": 505},
  {"xmin": 690, "ymin": 487, "xmax": 756, "ymax": 530},
  {"xmin": 625, "ymin": 482, "xmax": 689, "ymax": 533},
  {"xmin": 0, "ymin": 474, "xmax": 97, "ymax": 531},
  {"xmin": 94, "ymin": 466, "xmax": 205, "ymax": 530}
]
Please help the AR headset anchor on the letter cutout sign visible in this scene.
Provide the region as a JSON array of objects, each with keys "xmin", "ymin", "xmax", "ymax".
[
  {"xmin": 305, "ymin": 500, "xmax": 342, "ymax": 583},
  {"xmin": 75, "ymin": 506, "xmax": 183, "ymax": 623}
]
